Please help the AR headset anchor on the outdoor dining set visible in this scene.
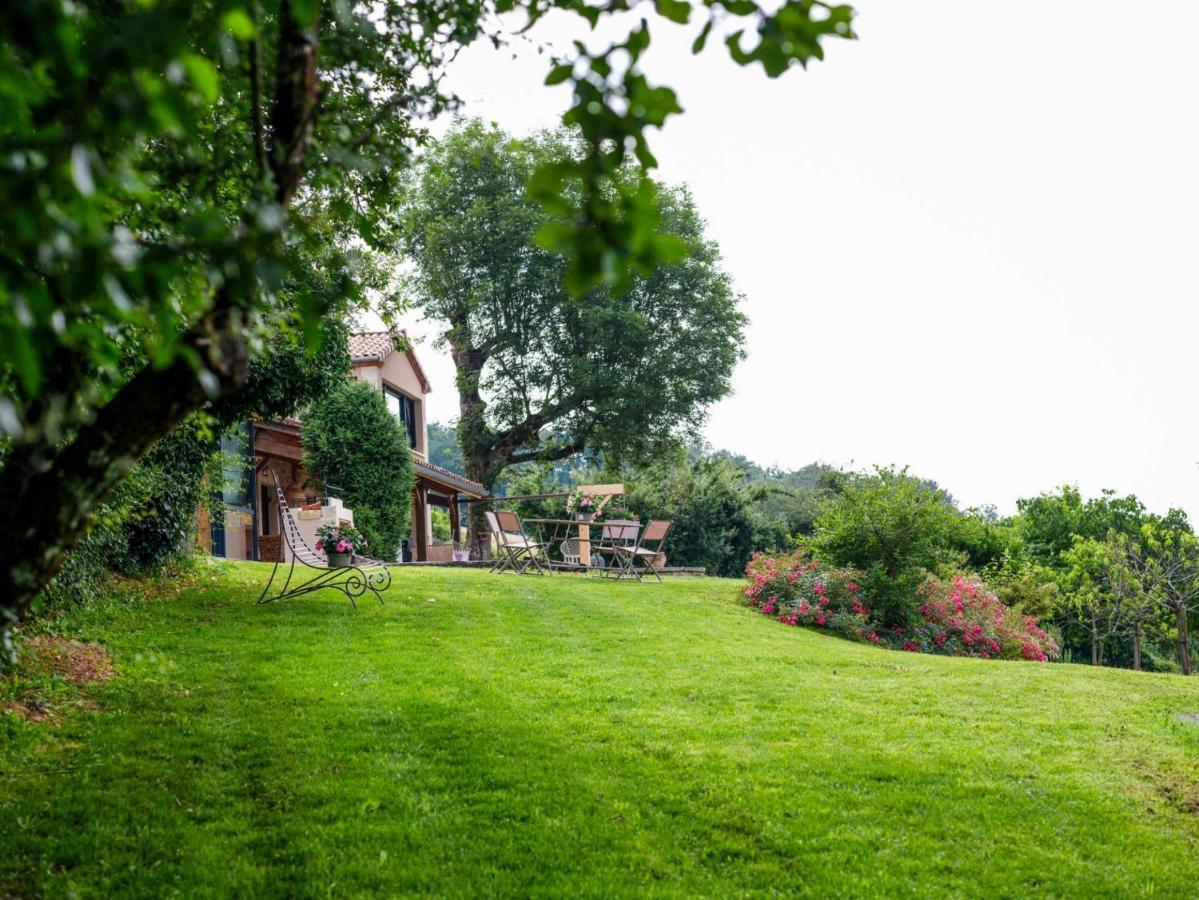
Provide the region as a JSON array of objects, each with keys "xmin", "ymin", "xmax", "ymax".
[{"xmin": 483, "ymin": 510, "xmax": 673, "ymax": 581}]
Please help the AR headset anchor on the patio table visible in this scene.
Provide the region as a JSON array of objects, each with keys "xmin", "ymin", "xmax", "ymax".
[{"xmin": 524, "ymin": 518, "xmax": 611, "ymax": 568}]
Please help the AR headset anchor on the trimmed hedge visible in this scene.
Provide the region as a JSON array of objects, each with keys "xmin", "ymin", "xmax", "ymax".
[{"xmin": 302, "ymin": 380, "xmax": 415, "ymax": 562}]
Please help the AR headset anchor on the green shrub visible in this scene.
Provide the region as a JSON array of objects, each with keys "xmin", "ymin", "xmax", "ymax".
[
  {"xmin": 741, "ymin": 551, "xmax": 1060, "ymax": 663},
  {"xmin": 33, "ymin": 422, "xmax": 212, "ymax": 617},
  {"xmin": 430, "ymin": 508, "xmax": 452, "ymax": 543},
  {"xmin": 810, "ymin": 466, "xmax": 966, "ymax": 626},
  {"xmin": 622, "ymin": 455, "xmax": 787, "ymax": 577},
  {"xmin": 302, "ymin": 380, "xmax": 415, "ymax": 562}
]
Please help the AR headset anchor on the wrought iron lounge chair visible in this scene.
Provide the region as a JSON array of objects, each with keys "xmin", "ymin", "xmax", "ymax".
[{"xmin": 256, "ymin": 466, "xmax": 392, "ymax": 608}]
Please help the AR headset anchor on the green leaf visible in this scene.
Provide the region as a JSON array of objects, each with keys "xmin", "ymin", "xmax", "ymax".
[
  {"xmin": 220, "ymin": 8, "xmax": 257, "ymax": 40},
  {"xmin": 181, "ymin": 53, "xmax": 219, "ymax": 104},
  {"xmin": 654, "ymin": 0, "xmax": 692, "ymax": 24},
  {"xmin": 545, "ymin": 62, "xmax": 573, "ymax": 86},
  {"xmin": 721, "ymin": 0, "xmax": 758, "ymax": 14},
  {"xmin": 692, "ymin": 19, "xmax": 714, "ymax": 53}
]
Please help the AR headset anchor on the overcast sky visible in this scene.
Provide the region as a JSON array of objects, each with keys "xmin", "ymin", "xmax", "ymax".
[{"xmin": 390, "ymin": 1, "xmax": 1199, "ymax": 519}]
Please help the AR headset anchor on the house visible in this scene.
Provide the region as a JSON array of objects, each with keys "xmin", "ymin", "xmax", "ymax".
[{"xmin": 200, "ymin": 331, "xmax": 485, "ymax": 564}]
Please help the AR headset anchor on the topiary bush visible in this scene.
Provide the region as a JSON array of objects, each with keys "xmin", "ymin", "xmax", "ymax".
[{"xmin": 302, "ymin": 380, "xmax": 414, "ymax": 562}]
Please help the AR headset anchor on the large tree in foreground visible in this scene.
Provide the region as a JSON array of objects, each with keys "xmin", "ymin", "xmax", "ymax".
[
  {"xmin": 0, "ymin": 0, "xmax": 856, "ymax": 661},
  {"xmin": 397, "ymin": 122, "xmax": 747, "ymax": 556}
]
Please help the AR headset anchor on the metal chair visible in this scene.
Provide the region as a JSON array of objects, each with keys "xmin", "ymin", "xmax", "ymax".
[
  {"xmin": 492, "ymin": 510, "xmax": 551, "ymax": 575},
  {"xmin": 560, "ymin": 537, "xmax": 581, "ymax": 568},
  {"xmin": 484, "ymin": 511, "xmax": 510, "ymax": 573},
  {"xmin": 606, "ymin": 520, "xmax": 672, "ymax": 582},
  {"xmin": 256, "ymin": 466, "xmax": 392, "ymax": 609},
  {"xmin": 594, "ymin": 520, "xmax": 640, "ymax": 578}
]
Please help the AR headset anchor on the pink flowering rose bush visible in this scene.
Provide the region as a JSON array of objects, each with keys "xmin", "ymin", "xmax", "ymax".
[
  {"xmin": 907, "ymin": 573, "xmax": 1060, "ymax": 661},
  {"xmin": 740, "ymin": 552, "xmax": 1058, "ymax": 663},
  {"xmin": 742, "ymin": 551, "xmax": 873, "ymax": 641}
]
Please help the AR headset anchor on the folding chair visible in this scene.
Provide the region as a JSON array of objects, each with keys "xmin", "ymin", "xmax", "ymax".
[
  {"xmin": 493, "ymin": 510, "xmax": 551, "ymax": 575},
  {"xmin": 607, "ymin": 520, "xmax": 672, "ymax": 582},
  {"xmin": 594, "ymin": 520, "xmax": 640, "ymax": 578},
  {"xmin": 484, "ymin": 511, "xmax": 508, "ymax": 573}
]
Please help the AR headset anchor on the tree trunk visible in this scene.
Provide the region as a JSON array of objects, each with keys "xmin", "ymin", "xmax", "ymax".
[
  {"xmin": 1091, "ymin": 616, "xmax": 1101, "ymax": 667},
  {"xmin": 449, "ymin": 340, "xmax": 498, "ymax": 562},
  {"xmin": 1178, "ymin": 605, "xmax": 1193, "ymax": 675},
  {"xmin": 1132, "ymin": 622, "xmax": 1142, "ymax": 671},
  {"xmin": 465, "ymin": 467, "xmax": 496, "ymax": 562}
]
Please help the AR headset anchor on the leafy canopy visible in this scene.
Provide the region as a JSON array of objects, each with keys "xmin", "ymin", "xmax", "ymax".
[
  {"xmin": 1, "ymin": 0, "xmax": 856, "ymax": 431},
  {"xmin": 397, "ymin": 120, "xmax": 747, "ymax": 483}
]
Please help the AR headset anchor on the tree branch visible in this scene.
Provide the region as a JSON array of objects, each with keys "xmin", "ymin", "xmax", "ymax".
[{"xmin": 249, "ymin": 0, "xmax": 268, "ymax": 179}]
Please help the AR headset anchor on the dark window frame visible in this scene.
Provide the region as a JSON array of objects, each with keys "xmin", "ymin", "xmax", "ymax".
[{"xmin": 384, "ymin": 385, "xmax": 418, "ymax": 450}]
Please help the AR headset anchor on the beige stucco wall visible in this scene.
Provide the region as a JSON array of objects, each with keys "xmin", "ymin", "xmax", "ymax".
[{"xmin": 351, "ymin": 352, "xmax": 428, "ymax": 459}]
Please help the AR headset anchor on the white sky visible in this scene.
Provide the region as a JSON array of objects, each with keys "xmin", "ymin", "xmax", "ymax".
[{"xmin": 389, "ymin": 1, "xmax": 1199, "ymax": 520}]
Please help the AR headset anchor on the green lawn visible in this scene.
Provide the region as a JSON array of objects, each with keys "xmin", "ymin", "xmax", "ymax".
[{"xmin": 3, "ymin": 561, "xmax": 1199, "ymax": 897}]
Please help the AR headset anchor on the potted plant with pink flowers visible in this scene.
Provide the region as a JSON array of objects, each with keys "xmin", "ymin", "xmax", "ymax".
[
  {"xmin": 315, "ymin": 522, "xmax": 368, "ymax": 568},
  {"xmin": 566, "ymin": 487, "xmax": 603, "ymax": 522}
]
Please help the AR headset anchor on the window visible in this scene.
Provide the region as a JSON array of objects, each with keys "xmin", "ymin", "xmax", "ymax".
[
  {"xmin": 384, "ymin": 386, "xmax": 418, "ymax": 450},
  {"xmin": 260, "ymin": 484, "xmax": 272, "ymax": 535}
]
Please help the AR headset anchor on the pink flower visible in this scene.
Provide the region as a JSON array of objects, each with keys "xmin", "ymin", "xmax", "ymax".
[
  {"xmin": 336, "ymin": 540, "xmax": 349, "ymax": 553},
  {"xmin": 315, "ymin": 541, "xmax": 324, "ymax": 552},
  {"xmin": 815, "ymin": 615, "xmax": 826, "ymax": 626},
  {"xmin": 867, "ymin": 631, "xmax": 880, "ymax": 644}
]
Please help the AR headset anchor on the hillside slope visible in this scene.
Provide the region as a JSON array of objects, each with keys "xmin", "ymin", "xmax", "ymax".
[{"xmin": 3, "ymin": 562, "xmax": 1198, "ymax": 896}]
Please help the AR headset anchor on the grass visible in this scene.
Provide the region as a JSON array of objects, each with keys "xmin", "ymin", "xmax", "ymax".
[{"xmin": 2, "ymin": 560, "xmax": 1199, "ymax": 897}]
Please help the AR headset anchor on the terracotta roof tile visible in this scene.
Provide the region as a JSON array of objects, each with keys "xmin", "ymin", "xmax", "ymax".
[
  {"xmin": 414, "ymin": 459, "xmax": 486, "ymax": 497},
  {"xmin": 348, "ymin": 330, "xmax": 431, "ymax": 393}
]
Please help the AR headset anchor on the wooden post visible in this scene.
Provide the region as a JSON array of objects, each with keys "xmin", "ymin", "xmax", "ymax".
[
  {"xmin": 449, "ymin": 495, "xmax": 461, "ymax": 547},
  {"xmin": 414, "ymin": 483, "xmax": 428, "ymax": 562},
  {"xmin": 575, "ymin": 484, "xmax": 622, "ymax": 568},
  {"xmin": 579, "ymin": 522, "xmax": 591, "ymax": 567}
]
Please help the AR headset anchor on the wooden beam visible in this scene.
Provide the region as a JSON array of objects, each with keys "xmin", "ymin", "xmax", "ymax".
[
  {"xmin": 254, "ymin": 432, "xmax": 303, "ymax": 461},
  {"xmin": 580, "ymin": 483, "xmax": 624, "ymax": 496}
]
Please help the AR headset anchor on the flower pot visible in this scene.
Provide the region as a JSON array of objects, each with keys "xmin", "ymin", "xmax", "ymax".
[
  {"xmin": 327, "ymin": 552, "xmax": 353, "ymax": 569},
  {"xmin": 575, "ymin": 513, "xmax": 595, "ymax": 523}
]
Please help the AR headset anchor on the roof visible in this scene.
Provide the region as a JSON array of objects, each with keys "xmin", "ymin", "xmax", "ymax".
[
  {"xmin": 348, "ymin": 330, "xmax": 431, "ymax": 394},
  {"xmin": 414, "ymin": 459, "xmax": 486, "ymax": 498}
]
